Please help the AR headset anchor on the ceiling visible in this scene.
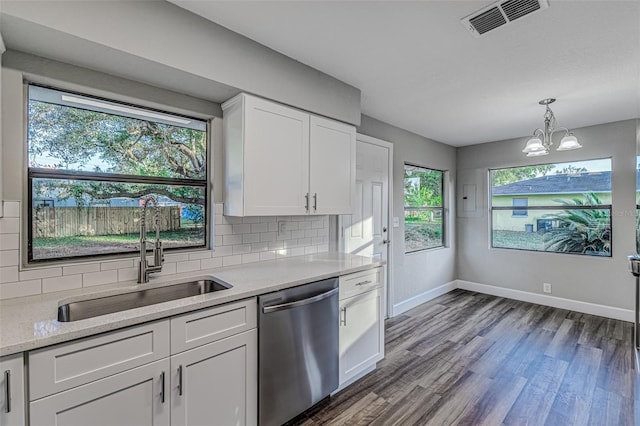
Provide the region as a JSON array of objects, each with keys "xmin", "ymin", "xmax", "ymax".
[{"xmin": 170, "ymin": 0, "xmax": 640, "ymax": 146}]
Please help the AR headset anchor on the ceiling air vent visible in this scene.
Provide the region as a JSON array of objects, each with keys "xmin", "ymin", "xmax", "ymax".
[{"xmin": 461, "ymin": 0, "xmax": 549, "ymax": 38}]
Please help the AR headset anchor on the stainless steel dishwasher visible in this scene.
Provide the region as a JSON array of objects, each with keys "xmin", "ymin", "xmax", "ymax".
[{"xmin": 258, "ymin": 278, "xmax": 339, "ymax": 426}]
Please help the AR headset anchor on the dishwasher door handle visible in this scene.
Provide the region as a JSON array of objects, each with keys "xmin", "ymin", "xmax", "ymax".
[{"xmin": 262, "ymin": 287, "xmax": 338, "ymax": 314}]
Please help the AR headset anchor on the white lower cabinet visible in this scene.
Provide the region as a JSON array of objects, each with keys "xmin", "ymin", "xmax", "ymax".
[
  {"xmin": 28, "ymin": 299, "xmax": 258, "ymax": 426},
  {"xmin": 30, "ymin": 358, "xmax": 170, "ymax": 426},
  {"xmin": 0, "ymin": 354, "xmax": 25, "ymax": 426},
  {"xmin": 170, "ymin": 329, "xmax": 257, "ymax": 426},
  {"xmin": 338, "ymin": 269, "xmax": 384, "ymax": 386}
]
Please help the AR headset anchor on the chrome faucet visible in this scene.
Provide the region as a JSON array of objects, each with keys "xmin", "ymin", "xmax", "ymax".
[{"xmin": 137, "ymin": 195, "xmax": 164, "ymax": 283}]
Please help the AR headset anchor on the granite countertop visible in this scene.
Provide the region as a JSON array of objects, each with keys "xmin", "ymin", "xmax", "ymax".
[{"xmin": 0, "ymin": 252, "xmax": 382, "ymax": 356}]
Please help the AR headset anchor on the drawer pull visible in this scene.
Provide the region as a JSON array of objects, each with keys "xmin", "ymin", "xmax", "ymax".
[
  {"xmin": 340, "ymin": 307, "xmax": 347, "ymax": 326},
  {"xmin": 160, "ymin": 371, "xmax": 166, "ymax": 403},
  {"xmin": 4, "ymin": 370, "xmax": 10, "ymax": 413},
  {"xmin": 356, "ymin": 280, "xmax": 373, "ymax": 286},
  {"xmin": 178, "ymin": 365, "xmax": 184, "ymax": 396}
]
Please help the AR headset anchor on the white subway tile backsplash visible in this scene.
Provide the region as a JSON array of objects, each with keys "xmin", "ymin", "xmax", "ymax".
[
  {"xmin": 217, "ymin": 224, "xmax": 233, "ymax": 235},
  {"xmin": 188, "ymin": 251, "xmax": 212, "ymax": 260},
  {"xmin": 43, "ymin": 275, "xmax": 83, "ymax": 293},
  {"xmin": 0, "ymin": 266, "xmax": 19, "ymax": 284},
  {"xmin": 0, "ymin": 200, "xmax": 329, "ymax": 299},
  {"xmin": 0, "ymin": 250, "xmax": 19, "ymax": 267},
  {"xmin": 232, "ymin": 224, "xmax": 251, "ymax": 234},
  {"xmin": 0, "ymin": 218, "xmax": 20, "ymax": 234},
  {"xmin": 0, "ymin": 234, "xmax": 19, "ymax": 251},
  {"xmin": 20, "ymin": 267, "xmax": 62, "ymax": 281},
  {"xmin": 304, "ymin": 246, "xmax": 318, "ymax": 255},
  {"xmin": 298, "ymin": 221, "xmax": 312, "ymax": 230},
  {"xmin": 242, "ymin": 216, "xmax": 261, "ymax": 224},
  {"xmin": 212, "ymin": 245, "xmax": 233, "ymax": 258},
  {"xmin": 177, "ymin": 260, "xmax": 201, "ymax": 273},
  {"xmin": 2, "ymin": 202, "xmax": 20, "ymax": 218},
  {"xmin": 83, "ymin": 270, "xmax": 118, "ymax": 287},
  {"xmin": 101, "ymin": 259, "xmax": 135, "ymax": 271},
  {"xmin": 223, "ymin": 234, "xmax": 242, "ymax": 246},
  {"xmin": 242, "ymin": 233, "xmax": 260, "ymax": 244},
  {"xmin": 242, "ymin": 253, "xmax": 260, "ymax": 264},
  {"xmin": 268, "ymin": 240, "xmax": 284, "ymax": 250},
  {"xmin": 250, "ymin": 223, "xmax": 268, "ymax": 233},
  {"xmin": 0, "ymin": 279, "xmax": 41, "ymax": 299},
  {"xmin": 157, "ymin": 262, "xmax": 177, "ymax": 276},
  {"xmin": 164, "ymin": 253, "xmax": 190, "ymax": 263},
  {"xmin": 63, "ymin": 263, "xmax": 100, "ymax": 276},
  {"xmin": 259, "ymin": 251, "xmax": 276, "ymax": 261},
  {"xmin": 118, "ymin": 267, "xmax": 138, "ymax": 282},
  {"xmin": 233, "ymin": 244, "xmax": 252, "ymax": 255},
  {"xmin": 223, "ymin": 255, "xmax": 242, "ymax": 267},
  {"xmin": 200, "ymin": 257, "xmax": 223, "ymax": 270}
]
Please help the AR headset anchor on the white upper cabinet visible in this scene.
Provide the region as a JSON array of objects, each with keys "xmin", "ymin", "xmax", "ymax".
[
  {"xmin": 223, "ymin": 93, "xmax": 355, "ymax": 216},
  {"xmin": 309, "ymin": 115, "xmax": 356, "ymax": 215}
]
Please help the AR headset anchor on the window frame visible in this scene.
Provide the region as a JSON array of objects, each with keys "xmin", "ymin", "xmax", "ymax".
[
  {"xmin": 489, "ymin": 159, "xmax": 613, "ymax": 257},
  {"xmin": 25, "ymin": 83, "xmax": 211, "ymax": 264},
  {"xmin": 403, "ymin": 163, "xmax": 445, "ymax": 254}
]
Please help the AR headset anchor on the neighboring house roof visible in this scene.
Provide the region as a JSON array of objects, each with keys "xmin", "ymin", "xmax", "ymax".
[{"xmin": 492, "ymin": 171, "xmax": 638, "ymax": 196}]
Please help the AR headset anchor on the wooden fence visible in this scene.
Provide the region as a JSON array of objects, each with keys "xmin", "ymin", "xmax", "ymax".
[{"xmin": 33, "ymin": 206, "xmax": 182, "ymax": 238}]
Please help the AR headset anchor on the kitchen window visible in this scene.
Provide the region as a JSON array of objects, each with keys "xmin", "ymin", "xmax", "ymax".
[
  {"xmin": 404, "ymin": 164, "xmax": 444, "ymax": 252},
  {"xmin": 490, "ymin": 158, "xmax": 612, "ymax": 256},
  {"xmin": 27, "ymin": 85, "xmax": 209, "ymax": 262}
]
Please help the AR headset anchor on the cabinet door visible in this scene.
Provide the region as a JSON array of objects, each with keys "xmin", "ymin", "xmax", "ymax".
[
  {"xmin": 30, "ymin": 359, "xmax": 170, "ymax": 426},
  {"xmin": 0, "ymin": 354, "xmax": 25, "ymax": 426},
  {"xmin": 339, "ymin": 289, "xmax": 384, "ymax": 385},
  {"xmin": 309, "ymin": 115, "xmax": 356, "ymax": 215},
  {"xmin": 243, "ymin": 96, "xmax": 310, "ymax": 216},
  {"xmin": 171, "ymin": 329, "xmax": 257, "ymax": 426}
]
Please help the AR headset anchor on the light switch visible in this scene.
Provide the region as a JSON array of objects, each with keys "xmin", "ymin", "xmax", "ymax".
[{"xmin": 393, "ymin": 217, "xmax": 400, "ymax": 228}]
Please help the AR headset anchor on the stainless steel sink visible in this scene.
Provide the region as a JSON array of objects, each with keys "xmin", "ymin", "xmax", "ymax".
[{"xmin": 58, "ymin": 279, "xmax": 232, "ymax": 322}]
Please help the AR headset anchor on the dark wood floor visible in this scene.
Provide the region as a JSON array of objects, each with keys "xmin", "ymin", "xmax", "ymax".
[{"xmin": 293, "ymin": 289, "xmax": 638, "ymax": 426}]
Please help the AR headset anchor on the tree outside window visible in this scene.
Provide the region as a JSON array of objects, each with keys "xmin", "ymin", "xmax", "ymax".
[
  {"xmin": 27, "ymin": 85, "xmax": 209, "ymax": 262},
  {"xmin": 404, "ymin": 164, "xmax": 444, "ymax": 252}
]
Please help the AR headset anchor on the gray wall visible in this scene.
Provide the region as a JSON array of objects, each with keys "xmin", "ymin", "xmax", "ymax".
[
  {"xmin": 456, "ymin": 119, "xmax": 638, "ymax": 310},
  {"xmin": 0, "ymin": 0, "xmax": 361, "ymax": 125},
  {"xmin": 357, "ymin": 115, "xmax": 457, "ymax": 306}
]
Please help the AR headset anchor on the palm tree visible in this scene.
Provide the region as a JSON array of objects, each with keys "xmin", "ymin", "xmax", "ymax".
[{"xmin": 543, "ymin": 193, "xmax": 611, "ymax": 255}]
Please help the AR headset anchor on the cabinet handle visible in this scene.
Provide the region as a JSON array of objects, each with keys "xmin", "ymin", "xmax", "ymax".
[
  {"xmin": 178, "ymin": 365, "xmax": 183, "ymax": 396},
  {"xmin": 3, "ymin": 370, "xmax": 10, "ymax": 413},
  {"xmin": 356, "ymin": 280, "xmax": 372, "ymax": 286},
  {"xmin": 160, "ymin": 371, "xmax": 165, "ymax": 404},
  {"xmin": 340, "ymin": 307, "xmax": 347, "ymax": 326},
  {"xmin": 313, "ymin": 193, "xmax": 317, "ymax": 212},
  {"xmin": 305, "ymin": 193, "xmax": 310, "ymax": 212}
]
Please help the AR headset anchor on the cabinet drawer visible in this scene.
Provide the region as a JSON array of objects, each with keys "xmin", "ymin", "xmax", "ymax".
[
  {"xmin": 339, "ymin": 267, "xmax": 382, "ymax": 300},
  {"xmin": 29, "ymin": 320, "xmax": 170, "ymax": 400},
  {"xmin": 170, "ymin": 299, "xmax": 257, "ymax": 354}
]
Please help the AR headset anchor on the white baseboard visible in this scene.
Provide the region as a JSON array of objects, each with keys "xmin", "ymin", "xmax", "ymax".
[
  {"xmin": 457, "ymin": 279, "xmax": 634, "ymax": 322},
  {"xmin": 392, "ymin": 280, "xmax": 457, "ymax": 316}
]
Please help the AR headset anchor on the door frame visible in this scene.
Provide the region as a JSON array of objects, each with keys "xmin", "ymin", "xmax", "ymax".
[{"xmin": 338, "ymin": 133, "xmax": 394, "ymax": 318}]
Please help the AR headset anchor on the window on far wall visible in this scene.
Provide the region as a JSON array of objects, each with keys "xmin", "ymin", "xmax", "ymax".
[
  {"xmin": 404, "ymin": 164, "xmax": 444, "ymax": 253},
  {"xmin": 490, "ymin": 158, "xmax": 612, "ymax": 257},
  {"xmin": 512, "ymin": 198, "xmax": 528, "ymax": 216},
  {"xmin": 27, "ymin": 84, "xmax": 209, "ymax": 263}
]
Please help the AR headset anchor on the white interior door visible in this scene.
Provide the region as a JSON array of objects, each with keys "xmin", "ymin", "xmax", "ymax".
[{"xmin": 340, "ymin": 136, "xmax": 391, "ymax": 315}]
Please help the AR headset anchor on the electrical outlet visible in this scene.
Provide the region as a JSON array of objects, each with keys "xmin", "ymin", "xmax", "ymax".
[{"xmin": 543, "ymin": 283, "xmax": 552, "ymax": 294}]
